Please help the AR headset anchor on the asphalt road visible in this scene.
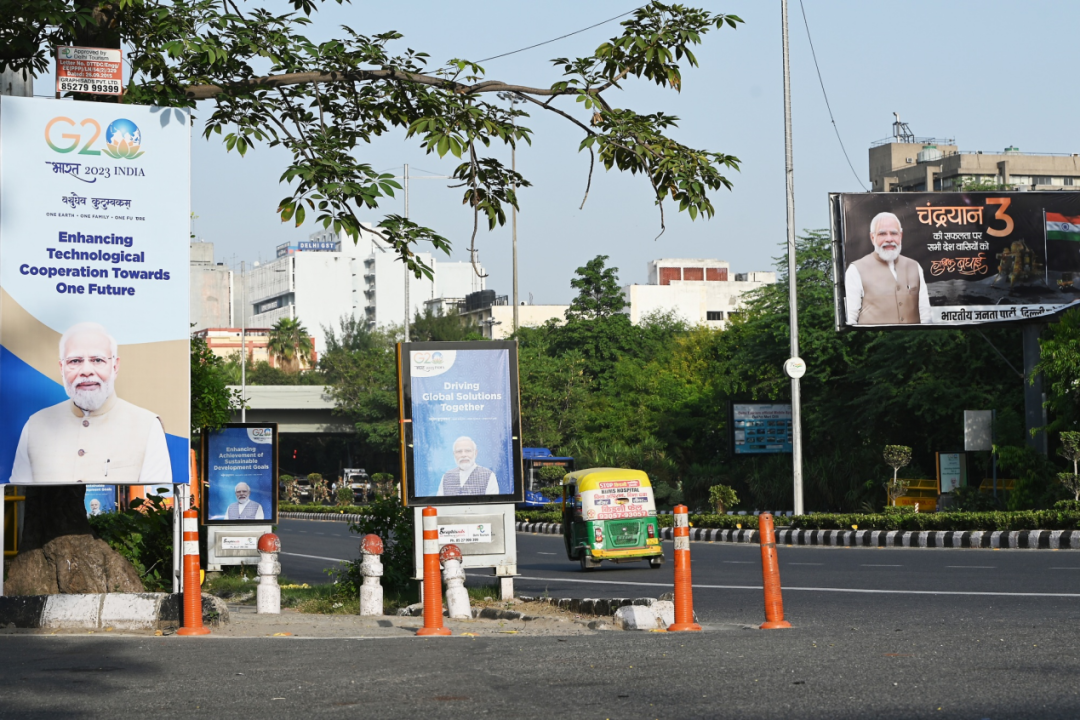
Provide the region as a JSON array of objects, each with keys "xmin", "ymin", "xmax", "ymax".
[{"xmin": 3, "ymin": 519, "xmax": 1079, "ymax": 718}]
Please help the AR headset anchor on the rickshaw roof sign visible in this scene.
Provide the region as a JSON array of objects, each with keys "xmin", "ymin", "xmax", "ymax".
[{"xmin": 562, "ymin": 467, "xmax": 652, "ymax": 491}]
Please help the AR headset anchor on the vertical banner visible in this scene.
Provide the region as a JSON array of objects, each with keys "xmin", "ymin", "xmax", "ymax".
[
  {"xmin": 831, "ymin": 192, "xmax": 1080, "ymax": 329},
  {"xmin": 0, "ymin": 96, "xmax": 191, "ymax": 486},
  {"xmin": 400, "ymin": 341, "xmax": 523, "ymax": 506},
  {"xmin": 201, "ymin": 424, "xmax": 278, "ymax": 524},
  {"xmin": 83, "ymin": 484, "xmax": 118, "ymax": 516}
]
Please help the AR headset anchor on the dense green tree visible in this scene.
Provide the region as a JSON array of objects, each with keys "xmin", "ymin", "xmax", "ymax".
[
  {"xmin": 410, "ymin": 308, "xmax": 486, "ymax": 342},
  {"xmin": 191, "ymin": 334, "xmax": 243, "ymax": 432},
  {"xmin": 267, "ymin": 317, "xmax": 315, "ymax": 372}
]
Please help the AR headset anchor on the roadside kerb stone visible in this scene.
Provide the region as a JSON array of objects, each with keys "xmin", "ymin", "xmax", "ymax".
[{"xmin": 0, "ymin": 593, "xmax": 228, "ymax": 630}]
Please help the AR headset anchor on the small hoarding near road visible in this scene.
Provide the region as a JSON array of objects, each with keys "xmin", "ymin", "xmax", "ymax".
[
  {"xmin": 937, "ymin": 452, "xmax": 967, "ymax": 493},
  {"xmin": 56, "ymin": 46, "xmax": 123, "ymax": 96},
  {"xmin": 83, "ymin": 484, "xmax": 117, "ymax": 517},
  {"xmin": 202, "ymin": 424, "xmax": 278, "ymax": 525},
  {"xmin": 831, "ymin": 192, "xmax": 1080, "ymax": 330},
  {"xmin": 438, "ymin": 523, "xmax": 493, "ymax": 545},
  {"xmin": 732, "ymin": 404, "xmax": 793, "ymax": 454},
  {"xmin": 398, "ymin": 341, "xmax": 524, "ymax": 506}
]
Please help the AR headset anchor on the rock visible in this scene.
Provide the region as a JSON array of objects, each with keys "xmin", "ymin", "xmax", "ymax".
[
  {"xmin": 653, "ymin": 600, "xmax": 675, "ymax": 629},
  {"xmin": 397, "ymin": 602, "xmax": 424, "ymax": 617},
  {"xmin": 613, "ymin": 605, "xmax": 662, "ymax": 631},
  {"xmin": 201, "ymin": 593, "xmax": 230, "ymax": 626},
  {"xmin": 5, "ymin": 535, "xmax": 143, "ymax": 596}
]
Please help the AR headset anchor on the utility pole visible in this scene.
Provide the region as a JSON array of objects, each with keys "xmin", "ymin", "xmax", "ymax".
[
  {"xmin": 511, "ymin": 135, "xmax": 519, "ymax": 334},
  {"xmin": 240, "ymin": 261, "xmax": 246, "ymax": 422},
  {"xmin": 781, "ymin": 0, "xmax": 805, "ymax": 515},
  {"xmin": 403, "ymin": 163, "xmax": 410, "ymax": 342}
]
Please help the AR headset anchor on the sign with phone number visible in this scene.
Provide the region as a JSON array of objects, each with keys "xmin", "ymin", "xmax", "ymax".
[{"xmin": 56, "ymin": 46, "xmax": 123, "ymax": 96}]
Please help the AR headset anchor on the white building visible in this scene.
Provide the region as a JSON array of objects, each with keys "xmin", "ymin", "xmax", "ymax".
[
  {"xmin": 456, "ymin": 291, "xmax": 570, "ymax": 339},
  {"xmin": 190, "ymin": 241, "xmax": 234, "ymax": 331},
  {"xmin": 240, "ymin": 226, "xmax": 485, "ymax": 353},
  {"xmin": 623, "ymin": 258, "xmax": 775, "ymax": 328}
]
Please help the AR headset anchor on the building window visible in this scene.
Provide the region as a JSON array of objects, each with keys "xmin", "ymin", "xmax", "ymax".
[
  {"xmin": 659, "ymin": 267, "xmax": 681, "ymax": 285},
  {"xmin": 706, "ymin": 267, "xmax": 728, "ymax": 281},
  {"xmin": 1034, "ymin": 176, "xmax": 1052, "ymax": 186},
  {"xmin": 683, "ymin": 267, "xmax": 704, "ymax": 281},
  {"xmin": 1066, "ymin": 177, "xmax": 1076, "ymax": 186},
  {"xmin": 706, "ymin": 311, "xmax": 723, "ymax": 321}
]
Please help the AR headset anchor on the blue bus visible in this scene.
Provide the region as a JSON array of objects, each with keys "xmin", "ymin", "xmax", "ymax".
[{"xmin": 518, "ymin": 447, "xmax": 575, "ymax": 509}]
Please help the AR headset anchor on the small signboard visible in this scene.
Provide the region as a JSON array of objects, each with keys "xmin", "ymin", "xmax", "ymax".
[
  {"xmin": 56, "ymin": 46, "xmax": 123, "ymax": 96},
  {"xmin": 732, "ymin": 403, "xmax": 793, "ymax": 454},
  {"xmin": 84, "ymin": 485, "xmax": 118, "ymax": 517},
  {"xmin": 937, "ymin": 452, "xmax": 967, "ymax": 493},
  {"xmin": 438, "ymin": 522, "xmax": 493, "ymax": 545},
  {"xmin": 201, "ymin": 424, "xmax": 278, "ymax": 525}
]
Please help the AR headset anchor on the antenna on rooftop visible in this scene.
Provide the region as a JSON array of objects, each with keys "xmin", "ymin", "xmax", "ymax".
[{"xmin": 892, "ymin": 112, "xmax": 915, "ymax": 144}]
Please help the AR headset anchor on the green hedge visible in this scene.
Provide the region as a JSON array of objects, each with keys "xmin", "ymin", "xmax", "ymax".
[
  {"xmin": 790, "ymin": 510, "xmax": 1080, "ymax": 532},
  {"xmin": 280, "ymin": 503, "xmax": 369, "ymax": 514},
  {"xmin": 514, "ymin": 511, "xmax": 770, "ymax": 530}
]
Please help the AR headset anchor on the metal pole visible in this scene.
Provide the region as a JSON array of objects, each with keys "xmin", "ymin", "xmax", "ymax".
[
  {"xmin": 240, "ymin": 261, "xmax": 246, "ymax": 423},
  {"xmin": 781, "ymin": 0, "xmax": 804, "ymax": 515},
  {"xmin": 403, "ymin": 164, "xmax": 410, "ymax": 343},
  {"xmin": 512, "ymin": 141, "xmax": 519, "ymax": 333}
]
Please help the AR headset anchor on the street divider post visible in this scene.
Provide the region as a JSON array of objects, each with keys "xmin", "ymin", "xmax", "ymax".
[
  {"xmin": 257, "ymin": 533, "xmax": 281, "ymax": 614},
  {"xmin": 417, "ymin": 507, "xmax": 451, "ymax": 636},
  {"xmin": 441, "ymin": 544, "xmax": 471, "ymax": 619},
  {"xmin": 758, "ymin": 512, "xmax": 792, "ymax": 629},
  {"xmin": 359, "ymin": 534, "xmax": 385, "ymax": 616},
  {"xmin": 668, "ymin": 504, "xmax": 701, "ymax": 632},
  {"xmin": 177, "ymin": 508, "xmax": 210, "ymax": 635}
]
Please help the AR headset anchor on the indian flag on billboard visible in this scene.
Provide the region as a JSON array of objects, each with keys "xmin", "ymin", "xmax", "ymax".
[{"xmin": 1046, "ymin": 212, "xmax": 1080, "ymax": 242}]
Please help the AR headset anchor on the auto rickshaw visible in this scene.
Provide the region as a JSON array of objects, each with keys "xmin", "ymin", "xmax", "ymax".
[{"xmin": 561, "ymin": 468, "xmax": 664, "ymax": 571}]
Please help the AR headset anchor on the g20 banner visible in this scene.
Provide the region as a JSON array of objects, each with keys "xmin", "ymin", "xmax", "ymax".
[
  {"xmin": 830, "ymin": 192, "xmax": 1080, "ymax": 329},
  {"xmin": 202, "ymin": 425, "xmax": 278, "ymax": 525},
  {"xmin": 0, "ymin": 96, "xmax": 191, "ymax": 485},
  {"xmin": 399, "ymin": 341, "xmax": 524, "ymax": 506}
]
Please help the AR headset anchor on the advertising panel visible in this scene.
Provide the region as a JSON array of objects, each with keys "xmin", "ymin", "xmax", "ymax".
[
  {"xmin": 732, "ymin": 403, "xmax": 793, "ymax": 454},
  {"xmin": 83, "ymin": 484, "xmax": 118, "ymax": 516},
  {"xmin": 0, "ymin": 96, "xmax": 191, "ymax": 486},
  {"xmin": 831, "ymin": 192, "xmax": 1080, "ymax": 329},
  {"xmin": 400, "ymin": 341, "xmax": 523, "ymax": 506},
  {"xmin": 202, "ymin": 424, "xmax": 278, "ymax": 525},
  {"xmin": 580, "ymin": 479, "xmax": 654, "ymax": 522}
]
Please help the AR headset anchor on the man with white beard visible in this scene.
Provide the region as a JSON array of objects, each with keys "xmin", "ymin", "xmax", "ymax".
[
  {"xmin": 8, "ymin": 322, "xmax": 171, "ymax": 485},
  {"xmin": 845, "ymin": 211, "xmax": 931, "ymax": 325},
  {"xmin": 435, "ymin": 436, "xmax": 499, "ymax": 496}
]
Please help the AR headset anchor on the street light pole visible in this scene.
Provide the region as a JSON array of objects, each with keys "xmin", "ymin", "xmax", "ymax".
[
  {"xmin": 403, "ymin": 163, "xmax": 410, "ymax": 343},
  {"xmin": 781, "ymin": 0, "xmax": 804, "ymax": 515},
  {"xmin": 240, "ymin": 260, "xmax": 246, "ymax": 423},
  {"xmin": 511, "ymin": 138, "xmax": 519, "ymax": 334}
]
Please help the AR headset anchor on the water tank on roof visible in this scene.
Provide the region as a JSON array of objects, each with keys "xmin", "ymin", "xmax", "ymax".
[
  {"xmin": 465, "ymin": 289, "xmax": 496, "ymax": 312},
  {"xmin": 1004, "ymin": 145, "xmax": 1020, "ymax": 155},
  {"xmin": 917, "ymin": 144, "xmax": 943, "ymax": 163}
]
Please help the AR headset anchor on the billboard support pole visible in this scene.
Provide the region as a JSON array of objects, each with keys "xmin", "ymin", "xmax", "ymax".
[
  {"xmin": 1022, "ymin": 324, "xmax": 1047, "ymax": 456},
  {"xmin": 781, "ymin": 0, "xmax": 805, "ymax": 515},
  {"xmin": 403, "ymin": 164, "xmax": 410, "ymax": 343}
]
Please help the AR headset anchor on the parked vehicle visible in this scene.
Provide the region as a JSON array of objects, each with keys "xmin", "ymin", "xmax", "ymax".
[
  {"xmin": 345, "ymin": 468, "xmax": 371, "ymax": 503},
  {"xmin": 561, "ymin": 468, "xmax": 664, "ymax": 572},
  {"xmin": 517, "ymin": 447, "xmax": 574, "ymax": 509}
]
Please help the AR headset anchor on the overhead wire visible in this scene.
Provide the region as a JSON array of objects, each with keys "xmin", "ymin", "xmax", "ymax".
[
  {"xmin": 476, "ymin": 6, "xmax": 645, "ymax": 64},
  {"xmin": 798, "ymin": 0, "xmax": 868, "ymax": 191}
]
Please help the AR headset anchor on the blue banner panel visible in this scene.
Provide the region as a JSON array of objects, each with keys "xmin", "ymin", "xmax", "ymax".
[
  {"xmin": 204, "ymin": 425, "xmax": 277, "ymax": 524},
  {"xmin": 733, "ymin": 403, "xmax": 793, "ymax": 455},
  {"xmin": 84, "ymin": 484, "xmax": 118, "ymax": 516}
]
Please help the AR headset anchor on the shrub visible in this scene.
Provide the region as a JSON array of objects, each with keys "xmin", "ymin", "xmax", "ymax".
[
  {"xmin": 336, "ymin": 486, "xmax": 354, "ymax": 507},
  {"xmin": 89, "ymin": 495, "xmax": 173, "ymax": 591},
  {"xmin": 708, "ymin": 484, "xmax": 739, "ymax": 514},
  {"xmin": 332, "ymin": 494, "xmax": 414, "ymax": 593}
]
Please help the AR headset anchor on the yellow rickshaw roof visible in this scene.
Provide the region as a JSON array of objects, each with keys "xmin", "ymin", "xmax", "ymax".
[{"xmin": 562, "ymin": 468, "xmax": 652, "ymax": 490}]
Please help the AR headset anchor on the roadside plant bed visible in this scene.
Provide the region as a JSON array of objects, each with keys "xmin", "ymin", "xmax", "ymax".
[
  {"xmin": 515, "ymin": 511, "xmax": 771, "ymax": 530},
  {"xmin": 280, "ymin": 503, "xmax": 370, "ymax": 515},
  {"xmin": 790, "ymin": 509, "xmax": 1080, "ymax": 532}
]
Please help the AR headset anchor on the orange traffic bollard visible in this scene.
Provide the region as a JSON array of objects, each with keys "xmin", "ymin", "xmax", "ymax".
[
  {"xmin": 758, "ymin": 513, "xmax": 791, "ymax": 629},
  {"xmin": 668, "ymin": 504, "xmax": 701, "ymax": 632},
  {"xmin": 416, "ymin": 507, "xmax": 450, "ymax": 636},
  {"xmin": 177, "ymin": 508, "xmax": 210, "ymax": 635}
]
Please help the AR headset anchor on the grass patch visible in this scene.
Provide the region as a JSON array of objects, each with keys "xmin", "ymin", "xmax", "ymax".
[{"xmin": 203, "ymin": 566, "xmax": 421, "ymax": 614}]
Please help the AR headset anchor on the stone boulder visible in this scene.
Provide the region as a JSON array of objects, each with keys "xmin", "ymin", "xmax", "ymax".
[{"xmin": 5, "ymin": 534, "xmax": 144, "ymax": 596}]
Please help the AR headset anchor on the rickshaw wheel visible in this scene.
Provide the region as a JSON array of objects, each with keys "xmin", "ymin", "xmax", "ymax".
[
  {"xmin": 563, "ymin": 532, "xmax": 578, "ymax": 561},
  {"xmin": 648, "ymin": 556, "xmax": 664, "ymax": 569}
]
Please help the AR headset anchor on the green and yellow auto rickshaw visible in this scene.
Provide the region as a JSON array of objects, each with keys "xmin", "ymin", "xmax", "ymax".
[{"xmin": 561, "ymin": 468, "xmax": 664, "ymax": 571}]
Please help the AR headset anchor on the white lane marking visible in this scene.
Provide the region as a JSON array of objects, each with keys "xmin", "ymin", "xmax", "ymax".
[
  {"xmin": 280, "ymin": 551, "xmax": 350, "ymax": 563},
  {"xmin": 861, "ymin": 564, "xmax": 902, "ymax": 567},
  {"xmin": 946, "ymin": 565, "xmax": 995, "ymax": 569},
  {"xmin": 497, "ymin": 575, "xmax": 1080, "ymax": 598},
  {"xmin": 722, "ymin": 561, "xmax": 755, "ymax": 564},
  {"xmin": 788, "ymin": 562, "xmax": 823, "ymax": 566},
  {"xmin": 537, "ymin": 552, "xmax": 556, "ymax": 555}
]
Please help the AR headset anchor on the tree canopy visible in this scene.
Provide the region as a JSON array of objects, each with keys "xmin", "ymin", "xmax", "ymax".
[{"xmin": 7, "ymin": 1, "xmax": 744, "ymax": 274}]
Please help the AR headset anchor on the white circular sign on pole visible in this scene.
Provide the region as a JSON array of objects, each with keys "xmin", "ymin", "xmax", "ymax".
[{"xmin": 783, "ymin": 357, "xmax": 806, "ymax": 379}]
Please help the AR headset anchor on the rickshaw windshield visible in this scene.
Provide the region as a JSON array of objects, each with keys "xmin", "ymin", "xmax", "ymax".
[{"xmin": 579, "ymin": 478, "xmax": 656, "ymax": 521}]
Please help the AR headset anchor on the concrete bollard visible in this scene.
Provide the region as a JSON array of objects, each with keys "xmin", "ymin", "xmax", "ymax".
[
  {"xmin": 256, "ymin": 533, "xmax": 281, "ymax": 615},
  {"xmin": 440, "ymin": 544, "xmax": 471, "ymax": 619},
  {"xmin": 359, "ymin": 534, "xmax": 385, "ymax": 616}
]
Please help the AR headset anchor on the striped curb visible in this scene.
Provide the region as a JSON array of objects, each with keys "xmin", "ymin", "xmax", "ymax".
[
  {"xmin": 280, "ymin": 511, "xmax": 368, "ymax": 523},
  {"xmin": 514, "ymin": 522, "xmax": 1080, "ymax": 550},
  {"xmin": 0, "ymin": 593, "xmax": 229, "ymax": 630}
]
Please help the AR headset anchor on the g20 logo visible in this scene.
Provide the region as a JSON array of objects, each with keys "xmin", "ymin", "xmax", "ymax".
[
  {"xmin": 412, "ymin": 351, "xmax": 444, "ymax": 365},
  {"xmin": 45, "ymin": 116, "xmax": 144, "ymax": 159}
]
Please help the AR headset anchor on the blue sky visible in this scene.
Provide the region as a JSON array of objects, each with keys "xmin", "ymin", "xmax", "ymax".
[{"xmin": 32, "ymin": 1, "xmax": 1080, "ymax": 304}]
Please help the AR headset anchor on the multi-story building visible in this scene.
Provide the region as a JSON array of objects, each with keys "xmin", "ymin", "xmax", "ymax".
[
  {"xmin": 622, "ymin": 258, "xmax": 775, "ymax": 328},
  {"xmin": 193, "ymin": 327, "xmax": 317, "ymax": 369},
  {"xmin": 190, "ymin": 241, "xmax": 234, "ymax": 331},
  {"xmin": 239, "ymin": 226, "xmax": 485, "ymax": 353},
  {"xmin": 869, "ymin": 114, "xmax": 1080, "ymax": 193},
  {"xmin": 455, "ymin": 290, "xmax": 570, "ymax": 340}
]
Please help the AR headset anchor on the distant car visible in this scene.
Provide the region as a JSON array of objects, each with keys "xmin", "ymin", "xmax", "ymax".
[
  {"xmin": 345, "ymin": 468, "xmax": 371, "ymax": 502},
  {"xmin": 294, "ymin": 478, "xmax": 313, "ymax": 503}
]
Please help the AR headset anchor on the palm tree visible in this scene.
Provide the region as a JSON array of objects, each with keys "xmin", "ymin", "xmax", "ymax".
[{"xmin": 267, "ymin": 317, "xmax": 314, "ymax": 372}]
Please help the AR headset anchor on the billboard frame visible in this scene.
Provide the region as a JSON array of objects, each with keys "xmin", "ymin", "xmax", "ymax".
[
  {"xmin": 200, "ymin": 423, "xmax": 279, "ymax": 526},
  {"xmin": 398, "ymin": 340, "xmax": 524, "ymax": 507}
]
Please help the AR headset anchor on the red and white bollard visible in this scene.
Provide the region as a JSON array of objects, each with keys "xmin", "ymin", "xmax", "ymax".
[
  {"xmin": 359, "ymin": 534, "xmax": 384, "ymax": 616},
  {"xmin": 417, "ymin": 507, "xmax": 451, "ymax": 636},
  {"xmin": 758, "ymin": 513, "xmax": 792, "ymax": 629},
  {"xmin": 440, "ymin": 544, "xmax": 471, "ymax": 619},
  {"xmin": 177, "ymin": 508, "xmax": 210, "ymax": 636},
  {"xmin": 668, "ymin": 504, "xmax": 702, "ymax": 632},
  {"xmin": 257, "ymin": 533, "xmax": 281, "ymax": 615}
]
